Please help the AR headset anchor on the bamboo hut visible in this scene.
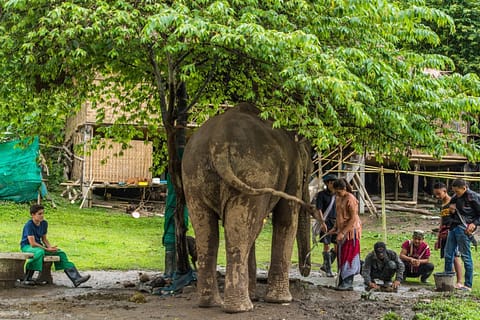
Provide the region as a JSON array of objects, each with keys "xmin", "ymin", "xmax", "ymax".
[{"xmin": 64, "ymin": 102, "xmax": 155, "ymax": 208}]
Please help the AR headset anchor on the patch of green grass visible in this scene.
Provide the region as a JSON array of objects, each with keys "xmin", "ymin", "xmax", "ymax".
[
  {"xmin": 0, "ymin": 198, "xmax": 165, "ymax": 270},
  {"xmin": 413, "ymin": 296, "xmax": 480, "ymax": 319},
  {"xmin": 383, "ymin": 311, "xmax": 402, "ymax": 320},
  {"xmin": 0, "ymin": 196, "xmax": 262, "ymax": 270}
]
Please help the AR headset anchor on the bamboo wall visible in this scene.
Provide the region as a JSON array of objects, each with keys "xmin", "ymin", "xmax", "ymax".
[
  {"xmin": 65, "ymin": 102, "xmax": 140, "ymax": 142},
  {"xmin": 71, "ymin": 133, "xmax": 152, "ymax": 183}
]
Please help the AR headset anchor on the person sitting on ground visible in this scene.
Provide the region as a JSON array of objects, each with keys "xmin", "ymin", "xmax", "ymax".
[
  {"xmin": 20, "ymin": 204, "xmax": 91, "ymax": 287},
  {"xmin": 362, "ymin": 241, "xmax": 405, "ymax": 291},
  {"xmin": 399, "ymin": 230, "xmax": 435, "ymax": 283}
]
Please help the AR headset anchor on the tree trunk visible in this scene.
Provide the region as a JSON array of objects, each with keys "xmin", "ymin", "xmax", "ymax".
[
  {"xmin": 169, "ymin": 82, "xmax": 190, "ymax": 274},
  {"xmin": 148, "ymin": 47, "xmax": 190, "ymax": 273}
]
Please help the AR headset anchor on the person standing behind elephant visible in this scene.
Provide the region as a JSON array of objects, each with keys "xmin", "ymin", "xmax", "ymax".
[
  {"xmin": 444, "ymin": 179, "xmax": 480, "ymax": 291},
  {"xmin": 313, "ymin": 173, "xmax": 337, "ymax": 277},
  {"xmin": 162, "ymin": 172, "xmax": 190, "ymax": 279},
  {"xmin": 432, "ymin": 182, "xmax": 463, "ymax": 288},
  {"xmin": 330, "ymin": 178, "xmax": 362, "ymax": 291}
]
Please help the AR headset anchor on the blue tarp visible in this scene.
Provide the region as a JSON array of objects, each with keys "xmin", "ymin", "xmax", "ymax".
[{"xmin": 0, "ymin": 137, "xmax": 43, "ymax": 202}]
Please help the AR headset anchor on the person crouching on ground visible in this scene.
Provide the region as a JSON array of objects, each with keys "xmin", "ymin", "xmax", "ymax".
[
  {"xmin": 20, "ymin": 204, "xmax": 90, "ymax": 287},
  {"xmin": 362, "ymin": 242, "xmax": 405, "ymax": 291},
  {"xmin": 399, "ymin": 230, "xmax": 434, "ymax": 283},
  {"xmin": 330, "ymin": 178, "xmax": 361, "ymax": 291}
]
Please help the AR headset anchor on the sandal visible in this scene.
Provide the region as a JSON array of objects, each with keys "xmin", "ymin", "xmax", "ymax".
[{"xmin": 457, "ymin": 285, "xmax": 471, "ymax": 291}]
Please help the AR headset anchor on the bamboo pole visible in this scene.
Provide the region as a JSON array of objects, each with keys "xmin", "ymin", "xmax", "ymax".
[
  {"xmin": 353, "ymin": 172, "xmax": 378, "ymax": 217},
  {"xmin": 381, "ymin": 166, "xmax": 387, "ymax": 243}
]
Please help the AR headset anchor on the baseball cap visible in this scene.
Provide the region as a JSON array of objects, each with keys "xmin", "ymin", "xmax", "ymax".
[{"xmin": 322, "ymin": 173, "xmax": 337, "ymax": 182}]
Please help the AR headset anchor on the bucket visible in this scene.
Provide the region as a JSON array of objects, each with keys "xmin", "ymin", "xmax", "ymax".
[{"xmin": 434, "ymin": 272, "xmax": 455, "ymax": 292}]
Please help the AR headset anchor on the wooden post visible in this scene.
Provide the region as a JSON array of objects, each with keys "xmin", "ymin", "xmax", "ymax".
[
  {"xmin": 394, "ymin": 171, "xmax": 399, "ymax": 201},
  {"xmin": 381, "ymin": 166, "xmax": 387, "ymax": 243},
  {"xmin": 413, "ymin": 163, "xmax": 419, "ymax": 204},
  {"xmin": 447, "ymin": 168, "xmax": 450, "ymax": 189},
  {"xmin": 80, "ymin": 180, "xmax": 94, "ymax": 209}
]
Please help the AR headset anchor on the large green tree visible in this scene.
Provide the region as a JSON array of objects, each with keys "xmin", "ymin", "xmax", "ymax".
[
  {"xmin": 2, "ymin": 0, "xmax": 480, "ymax": 270},
  {"xmin": 425, "ymin": 0, "xmax": 480, "ymax": 75}
]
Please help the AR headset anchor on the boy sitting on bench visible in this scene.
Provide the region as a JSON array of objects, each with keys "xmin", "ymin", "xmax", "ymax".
[{"xmin": 20, "ymin": 204, "xmax": 90, "ymax": 287}]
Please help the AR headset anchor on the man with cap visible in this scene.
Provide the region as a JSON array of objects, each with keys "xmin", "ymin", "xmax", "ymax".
[
  {"xmin": 444, "ymin": 178, "xmax": 480, "ymax": 290},
  {"xmin": 362, "ymin": 241, "xmax": 405, "ymax": 291},
  {"xmin": 312, "ymin": 173, "xmax": 337, "ymax": 277},
  {"xmin": 399, "ymin": 230, "xmax": 435, "ymax": 283}
]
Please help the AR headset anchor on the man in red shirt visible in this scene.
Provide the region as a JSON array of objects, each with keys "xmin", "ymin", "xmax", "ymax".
[{"xmin": 399, "ymin": 230, "xmax": 434, "ymax": 283}]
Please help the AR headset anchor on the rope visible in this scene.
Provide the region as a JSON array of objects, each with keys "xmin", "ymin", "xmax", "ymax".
[{"xmin": 317, "ymin": 157, "xmax": 480, "ymax": 182}]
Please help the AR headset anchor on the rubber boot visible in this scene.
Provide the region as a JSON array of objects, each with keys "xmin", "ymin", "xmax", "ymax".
[
  {"xmin": 164, "ymin": 251, "xmax": 176, "ymax": 279},
  {"xmin": 64, "ymin": 267, "xmax": 91, "ymax": 287},
  {"xmin": 330, "ymin": 248, "xmax": 336, "ymax": 265},
  {"xmin": 22, "ymin": 269, "xmax": 36, "ymax": 286},
  {"xmin": 336, "ymin": 275, "xmax": 354, "ymax": 291},
  {"xmin": 321, "ymin": 252, "xmax": 334, "ymax": 277}
]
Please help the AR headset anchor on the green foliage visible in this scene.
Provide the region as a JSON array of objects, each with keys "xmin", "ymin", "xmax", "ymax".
[
  {"xmin": 1, "ymin": 0, "xmax": 480, "ymax": 170},
  {"xmin": 424, "ymin": 0, "xmax": 480, "ymax": 76}
]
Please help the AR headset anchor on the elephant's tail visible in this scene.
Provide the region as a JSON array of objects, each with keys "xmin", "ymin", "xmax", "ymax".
[{"xmin": 211, "ymin": 143, "xmax": 316, "ymax": 213}]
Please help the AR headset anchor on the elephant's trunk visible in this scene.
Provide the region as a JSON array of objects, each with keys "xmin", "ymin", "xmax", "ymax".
[
  {"xmin": 297, "ymin": 205, "xmax": 311, "ymax": 277},
  {"xmin": 296, "ymin": 141, "xmax": 312, "ymax": 277}
]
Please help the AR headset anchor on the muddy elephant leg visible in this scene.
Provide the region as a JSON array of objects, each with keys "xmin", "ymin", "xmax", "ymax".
[
  {"xmin": 248, "ymin": 245, "xmax": 257, "ymax": 301},
  {"xmin": 222, "ymin": 201, "xmax": 265, "ymax": 313},
  {"xmin": 265, "ymin": 200, "xmax": 298, "ymax": 303},
  {"xmin": 189, "ymin": 206, "xmax": 221, "ymax": 308}
]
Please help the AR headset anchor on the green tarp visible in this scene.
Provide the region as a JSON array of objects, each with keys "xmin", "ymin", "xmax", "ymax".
[{"xmin": 0, "ymin": 137, "xmax": 43, "ymax": 202}]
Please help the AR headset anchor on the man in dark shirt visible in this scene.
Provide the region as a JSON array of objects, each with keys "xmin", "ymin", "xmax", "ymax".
[
  {"xmin": 313, "ymin": 173, "xmax": 337, "ymax": 277},
  {"xmin": 444, "ymin": 179, "xmax": 480, "ymax": 290},
  {"xmin": 362, "ymin": 242, "xmax": 405, "ymax": 291}
]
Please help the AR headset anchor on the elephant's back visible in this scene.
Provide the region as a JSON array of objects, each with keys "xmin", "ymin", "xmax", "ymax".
[{"xmin": 184, "ymin": 104, "xmax": 298, "ymax": 179}]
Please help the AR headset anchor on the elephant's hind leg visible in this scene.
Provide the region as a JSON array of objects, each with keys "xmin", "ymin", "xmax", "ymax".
[
  {"xmin": 223, "ymin": 240, "xmax": 254, "ymax": 313},
  {"xmin": 222, "ymin": 200, "xmax": 266, "ymax": 313},
  {"xmin": 265, "ymin": 200, "xmax": 297, "ymax": 303},
  {"xmin": 189, "ymin": 204, "xmax": 222, "ymax": 308}
]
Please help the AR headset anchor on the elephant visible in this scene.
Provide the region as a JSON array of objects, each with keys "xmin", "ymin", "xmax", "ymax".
[{"xmin": 182, "ymin": 102, "xmax": 314, "ymax": 313}]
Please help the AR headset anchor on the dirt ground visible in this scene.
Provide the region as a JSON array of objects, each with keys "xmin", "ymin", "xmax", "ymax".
[{"xmin": 0, "ymin": 214, "xmax": 448, "ymax": 320}]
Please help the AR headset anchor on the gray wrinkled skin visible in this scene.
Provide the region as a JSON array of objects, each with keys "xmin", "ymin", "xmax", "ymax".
[{"xmin": 182, "ymin": 103, "xmax": 312, "ymax": 313}]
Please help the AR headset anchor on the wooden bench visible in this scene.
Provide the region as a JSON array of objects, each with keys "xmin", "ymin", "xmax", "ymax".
[
  {"xmin": 0, "ymin": 253, "xmax": 33, "ymax": 289},
  {"xmin": 37, "ymin": 255, "xmax": 61, "ymax": 284},
  {"xmin": 0, "ymin": 253, "xmax": 61, "ymax": 287}
]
